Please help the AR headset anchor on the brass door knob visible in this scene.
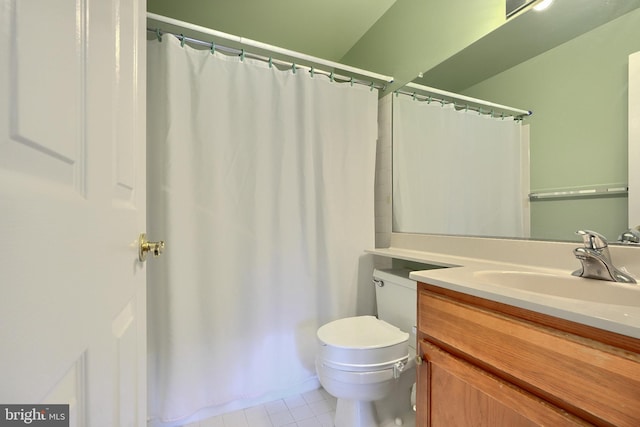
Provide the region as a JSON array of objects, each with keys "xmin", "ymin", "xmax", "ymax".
[{"xmin": 139, "ymin": 233, "xmax": 165, "ymax": 262}]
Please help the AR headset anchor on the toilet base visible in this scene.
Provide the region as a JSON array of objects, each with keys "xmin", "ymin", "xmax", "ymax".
[{"xmin": 334, "ymin": 398, "xmax": 378, "ymax": 427}]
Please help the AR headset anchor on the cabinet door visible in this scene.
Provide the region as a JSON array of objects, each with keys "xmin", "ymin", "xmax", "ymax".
[
  {"xmin": 417, "ymin": 340, "xmax": 587, "ymax": 427},
  {"xmin": 418, "ymin": 288, "xmax": 640, "ymax": 426}
]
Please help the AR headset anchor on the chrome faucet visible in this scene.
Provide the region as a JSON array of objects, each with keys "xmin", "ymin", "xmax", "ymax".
[{"xmin": 572, "ymin": 230, "xmax": 636, "ymax": 284}]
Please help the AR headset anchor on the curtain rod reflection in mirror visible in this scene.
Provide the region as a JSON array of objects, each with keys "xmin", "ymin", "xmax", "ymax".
[{"xmin": 399, "ymin": 82, "xmax": 532, "ymax": 120}]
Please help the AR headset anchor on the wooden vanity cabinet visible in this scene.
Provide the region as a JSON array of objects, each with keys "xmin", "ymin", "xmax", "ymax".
[{"xmin": 416, "ymin": 282, "xmax": 640, "ymax": 427}]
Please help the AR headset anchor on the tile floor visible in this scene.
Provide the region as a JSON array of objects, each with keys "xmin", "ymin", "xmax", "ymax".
[{"xmin": 182, "ymin": 388, "xmax": 337, "ymax": 427}]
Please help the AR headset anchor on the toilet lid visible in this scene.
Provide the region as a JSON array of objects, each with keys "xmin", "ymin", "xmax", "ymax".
[{"xmin": 317, "ymin": 316, "xmax": 409, "ymax": 349}]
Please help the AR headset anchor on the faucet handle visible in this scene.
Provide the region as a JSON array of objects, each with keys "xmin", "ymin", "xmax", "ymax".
[
  {"xmin": 576, "ymin": 230, "xmax": 608, "ymax": 250},
  {"xmin": 618, "ymin": 226, "xmax": 640, "ymax": 244}
]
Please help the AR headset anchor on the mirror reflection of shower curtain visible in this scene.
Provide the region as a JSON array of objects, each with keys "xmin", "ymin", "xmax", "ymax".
[
  {"xmin": 147, "ymin": 37, "xmax": 377, "ymax": 425},
  {"xmin": 393, "ymin": 96, "xmax": 528, "ymax": 238}
]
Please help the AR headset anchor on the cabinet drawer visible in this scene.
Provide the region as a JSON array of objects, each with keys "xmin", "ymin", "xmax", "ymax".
[{"xmin": 418, "ymin": 288, "xmax": 640, "ymax": 426}]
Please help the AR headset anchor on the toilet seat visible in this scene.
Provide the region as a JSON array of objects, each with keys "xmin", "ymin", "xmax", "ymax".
[
  {"xmin": 317, "ymin": 316, "xmax": 409, "ymax": 370},
  {"xmin": 318, "ymin": 316, "xmax": 409, "ymax": 349}
]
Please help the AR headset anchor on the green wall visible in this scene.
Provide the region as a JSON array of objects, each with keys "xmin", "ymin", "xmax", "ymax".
[
  {"xmin": 463, "ymin": 9, "xmax": 640, "ymax": 241},
  {"xmin": 340, "ymin": 0, "xmax": 505, "ymax": 94}
]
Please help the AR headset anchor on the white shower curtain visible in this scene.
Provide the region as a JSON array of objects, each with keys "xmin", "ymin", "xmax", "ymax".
[
  {"xmin": 147, "ymin": 37, "xmax": 377, "ymax": 424},
  {"xmin": 393, "ymin": 95, "xmax": 526, "ymax": 237}
]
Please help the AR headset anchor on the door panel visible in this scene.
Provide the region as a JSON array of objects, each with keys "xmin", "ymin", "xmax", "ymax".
[
  {"xmin": 6, "ymin": 0, "xmax": 85, "ymax": 190},
  {"xmin": 41, "ymin": 354, "xmax": 87, "ymax": 427}
]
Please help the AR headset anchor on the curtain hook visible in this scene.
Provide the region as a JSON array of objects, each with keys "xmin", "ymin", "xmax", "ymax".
[
  {"xmin": 412, "ymin": 92, "xmax": 416, "ymax": 101},
  {"xmin": 330, "ymin": 72, "xmax": 334, "ymax": 82},
  {"xmin": 310, "ymin": 66, "xmax": 314, "ymax": 78},
  {"xmin": 240, "ymin": 49, "xmax": 245, "ymax": 62},
  {"xmin": 180, "ymin": 34, "xmax": 186, "ymax": 48},
  {"xmin": 394, "ymin": 91, "xmax": 399, "ymax": 97},
  {"xmin": 292, "ymin": 63, "xmax": 296, "ymax": 74},
  {"xmin": 268, "ymin": 57, "xmax": 273, "ymax": 68},
  {"xmin": 350, "ymin": 76, "xmax": 354, "ymax": 87},
  {"xmin": 210, "ymin": 42, "xmax": 216, "ymax": 54},
  {"xmin": 155, "ymin": 29, "xmax": 162, "ymax": 42},
  {"xmin": 370, "ymin": 81, "xmax": 374, "ymax": 92},
  {"xmin": 427, "ymin": 96, "xmax": 432, "ymax": 104}
]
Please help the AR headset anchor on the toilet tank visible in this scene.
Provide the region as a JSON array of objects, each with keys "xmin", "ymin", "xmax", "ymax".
[{"xmin": 373, "ymin": 268, "xmax": 417, "ymax": 339}]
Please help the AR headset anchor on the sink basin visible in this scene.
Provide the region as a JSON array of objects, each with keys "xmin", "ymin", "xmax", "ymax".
[{"xmin": 473, "ymin": 270, "xmax": 640, "ymax": 306}]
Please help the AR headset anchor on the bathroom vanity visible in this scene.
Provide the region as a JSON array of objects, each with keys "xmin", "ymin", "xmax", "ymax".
[
  {"xmin": 368, "ymin": 235, "xmax": 640, "ymax": 427},
  {"xmin": 415, "ymin": 282, "xmax": 640, "ymax": 426}
]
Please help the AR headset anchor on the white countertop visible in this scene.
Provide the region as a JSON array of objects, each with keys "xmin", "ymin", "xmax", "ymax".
[{"xmin": 367, "ymin": 246, "xmax": 640, "ymax": 339}]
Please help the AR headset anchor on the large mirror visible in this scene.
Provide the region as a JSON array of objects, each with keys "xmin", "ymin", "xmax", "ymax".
[{"xmin": 393, "ymin": 0, "xmax": 640, "ymax": 242}]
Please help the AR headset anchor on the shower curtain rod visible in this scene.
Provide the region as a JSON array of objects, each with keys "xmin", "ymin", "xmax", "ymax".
[
  {"xmin": 400, "ymin": 82, "xmax": 532, "ymax": 119},
  {"xmin": 146, "ymin": 28, "xmax": 388, "ymax": 91},
  {"xmin": 147, "ymin": 13, "xmax": 394, "ymax": 86}
]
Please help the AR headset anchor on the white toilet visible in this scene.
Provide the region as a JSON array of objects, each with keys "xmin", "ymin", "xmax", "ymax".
[{"xmin": 316, "ymin": 268, "xmax": 417, "ymax": 427}]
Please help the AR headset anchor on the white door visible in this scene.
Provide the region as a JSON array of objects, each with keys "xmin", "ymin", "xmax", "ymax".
[{"xmin": 0, "ymin": 0, "xmax": 147, "ymax": 426}]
